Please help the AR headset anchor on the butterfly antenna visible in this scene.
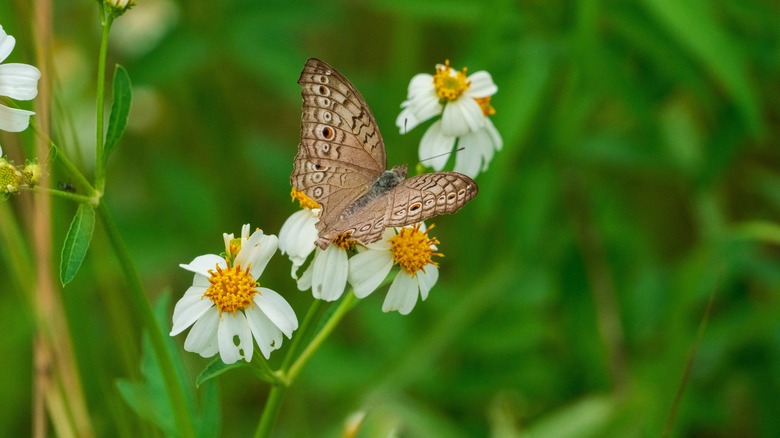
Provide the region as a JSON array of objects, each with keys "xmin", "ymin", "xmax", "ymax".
[{"xmin": 419, "ymin": 147, "xmax": 465, "ymax": 164}]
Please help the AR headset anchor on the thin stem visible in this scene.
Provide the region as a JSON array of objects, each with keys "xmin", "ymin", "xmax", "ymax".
[
  {"xmin": 52, "ymin": 143, "xmax": 98, "ymax": 198},
  {"xmin": 287, "ymin": 292, "xmax": 358, "ymax": 382},
  {"xmin": 280, "ymin": 299, "xmax": 323, "ymax": 372},
  {"xmin": 32, "ymin": 187, "xmax": 94, "ymax": 204},
  {"xmin": 97, "ymin": 203, "xmax": 196, "ymax": 438},
  {"xmin": 254, "ymin": 385, "xmax": 287, "ymax": 438},
  {"xmin": 662, "ymin": 277, "xmax": 718, "ymax": 438},
  {"xmin": 254, "ymin": 293, "xmax": 358, "ymax": 438},
  {"xmin": 94, "ymin": 7, "xmax": 112, "ymax": 194}
]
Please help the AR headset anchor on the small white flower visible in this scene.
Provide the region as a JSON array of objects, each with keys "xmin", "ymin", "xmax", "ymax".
[
  {"xmin": 348, "ymin": 223, "xmax": 440, "ymax": 315},
  {"xmin": 0, "ymin": 25, "xmax": 40, "ymax": 133},
  {"xmin": 396, "ymin": 60, "xmax": 501, "ymax": 178},
  {"xmin": 170, "ymin": 224, "xmax": 298, "ymax": 364}
]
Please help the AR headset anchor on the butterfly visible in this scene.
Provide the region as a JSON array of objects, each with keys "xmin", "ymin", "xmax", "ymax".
[{"xmin": 291, "ymin": 58, "xmax": 478, "ymax": 249}]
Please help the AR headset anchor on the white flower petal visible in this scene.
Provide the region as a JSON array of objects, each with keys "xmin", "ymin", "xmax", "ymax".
[
  {"xmin": 311, "ymin": 246, "xmax": 348, "ymax": 301},
  {"xmin": 180, "ymin": 254, "xmax": 225, "ymax": 277},
  {"xmin": 0, "ymin": 28, "xmax": 15, "ymax": 64},
  {"xmin": 297, "ymin": 262, "xmax": 313, "ymax": 291},
  {"xmin": 279, "ymin": 208, "xmax": 319, "ymax": 278},
  {"xmin": 464, "ymin": 71, "xmax": 498, "ymax": 98},
  {"xmin": 485, "ymin": 118, "xmax": 503, "ymax": 151},
  {"xmin": 218, "ymin": 313, "xmax": 253, "ymax": 364},
  {"xmin": 0, "ymin": 63, "xmax": 41, "ymax": 100},
  {"xmin": 407, "ymin": 92, "xmax": 441, "ymax": 121},
  {"xmin": 396, "ymin": 107, "xmax": 420, "ymax": 134},
  {"xmin": 0, "ymin": 104, "xmax": 35, "ymax": 132},
  {"xmin": 406, "ymin": 73, "xmax": 434, "ymax": 98},
  {"xmin": 348, "ymin": 249, "xmax": 394, "ymax": 298},
  {"xmin": 441, "ymin": 98, "xmax": 484, "ymax": 137},
  {"xmin": 382, "ymin": 273, "xmax": 419, "ymax": 315},
  {"xmin": 245, "ymin": 306, "xmax": 282, "ymax": 359},
  {"xmin": 253, "ymin": 287, "xmax": 298, "ymax": 337},
  {"xmin": 419, "ymin": 120, "xmax": 456, "ymax": 171},
  {"xmin": 454, "ymin": 128, "xmax": 492, "ymax": 178},
  {"xmin": 170, "ymin": 286, "xmax": 212, "ymax": 335},
  {"xmin": 183, "ymin": 309, "xmax": 219, "ymax": 358},
  {"xmin": 238, "ymin": 232, "xmax": 278, "ymax": 279},
  {"xmin": 417, "ymin": 265, "xmax": 438, "ymax": 301}
]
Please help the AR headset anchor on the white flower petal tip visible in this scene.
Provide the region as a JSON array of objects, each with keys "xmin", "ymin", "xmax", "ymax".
[{"xmin": 0, "ymin": 28, "xmax": 39, "ymax": 134}]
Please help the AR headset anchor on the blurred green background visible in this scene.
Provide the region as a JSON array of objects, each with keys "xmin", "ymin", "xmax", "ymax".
[{"xmin": 2, "ymin": 0, "xmax": 780, "ymax": 436}]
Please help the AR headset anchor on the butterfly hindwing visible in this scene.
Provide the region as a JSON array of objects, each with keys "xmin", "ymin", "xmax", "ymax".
[{"xmin": 315, "ymin": 172, "xmax": 478, "ymax": 248}]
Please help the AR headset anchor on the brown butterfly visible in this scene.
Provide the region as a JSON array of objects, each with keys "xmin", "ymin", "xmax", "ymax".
[{"xmin": 291, "ymin": 58, "xmax": 478, "ymax": 249}]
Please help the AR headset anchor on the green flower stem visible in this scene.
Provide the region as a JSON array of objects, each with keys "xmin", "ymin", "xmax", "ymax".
[
  {"xmin": 254, "ymin": 293, "xmax": 358, "ymax": 438},
  {"xmin": 94, "ymin": 7, "xmax": 113, "ymax": 194},
  {"xmin": 33, "ymin": 187, "xmax": 93, "ymax": 204},
  {"xmin": 97, "ymin": 202, "xmax": 196, "ymax": 438},
  {"xmin": 254, "ymin": 384, "xmax": 287, "ymax": 438},
  {"xmin": 286, "ymin": 292, "xmax": 358, "ymax": 382},
  {"xmin": 280, "ymin": 299, "xmax": 323, "ymax": 372},
  {"xmin": 52, "ymin": 143, "xmax": 98, "ymax": 199}
]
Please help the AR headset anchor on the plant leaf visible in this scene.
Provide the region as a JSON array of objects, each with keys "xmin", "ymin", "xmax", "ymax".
[
  {"xmin": 60, "ymin": 204, "xmax": 96, "ymax": 286},
  {"xmin": 104, "ymin": 64, "xmax": 133, "ymax": 161}
]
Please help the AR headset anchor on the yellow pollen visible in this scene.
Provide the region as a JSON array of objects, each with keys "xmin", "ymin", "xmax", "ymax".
[
  {"xmin": 0, "ymin": 161, "xmax": 22, "ymax": 195},
  {"xmin": 474, "ymin": 96, "xmax": 495, "ymax": 117},
  {"xmin": 389, "ymin": 224, "xmax": 442, "ymax": 277},
  {"xmin": 332, "ymin": 232, "xmax": 357, "ymax": 251},
  {"xmin": 225, "ymin": 237, "xmax": 243, "ymax": 264},
  {"xmin": 433, "ymin": 60, "xmax": 470, "ymax": 102},
  {"xmin": 203, "ymin": 263, "xmax": 258, "ymax": 315},
  {"xmin": 291, "ymin": 188, "xmax": 320, "ymax": 210}
]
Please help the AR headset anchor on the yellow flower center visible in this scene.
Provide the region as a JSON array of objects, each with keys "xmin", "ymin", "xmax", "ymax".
[
  {"xmin": 203, "ymin": 263, "xmax": 258, "ymax": 315},
  {"xmin": 0, "ymin": 160, "xmax": 22, "ymax": 195},
  {"xmin": 474, "ymin": 96, "xmax": 495, "ymax": 117},
  {"xmin": 389, "ymin": 224, "xmax": 442, "ymax": 277},
  {"xmin": 433, "ymin": 60, "xmax": 470, "ymax": 102},
  {"xmin": 332, "ymin": 233, "xmax": 357, "ymax": 251},
  {"xmin": 291, "ymin": 188, "xmax": 320, "ymax": 209}
]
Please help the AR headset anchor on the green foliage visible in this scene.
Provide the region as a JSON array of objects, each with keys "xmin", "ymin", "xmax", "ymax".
[
  {"xmin": 104, "ymin": 64, "xmax": 133, "ymax": 162},
  {"xmin": 116, "ymin": 293, "xmax": 220, "ymax": 437},
  {"xmin": 60, "ymin": 204, "xmax": 95, "ymax": 286},
  {"xmin": 2, "ymin": 0, "xmax": 779, "ymax": 436}
]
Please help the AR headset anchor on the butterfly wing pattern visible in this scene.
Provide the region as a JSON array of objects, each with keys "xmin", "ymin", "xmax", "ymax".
[{"xmin": 291, "ymin": 58, "xmax": 478, "ymax": 249}]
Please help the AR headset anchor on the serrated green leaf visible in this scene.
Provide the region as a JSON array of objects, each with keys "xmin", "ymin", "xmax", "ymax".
[
  {"xmin": 60, "ymin": 204, "xmax": 96, "ymax": 286},
  {"xmin": 104, "ymin": 64, "xmax": 132, "ymax": 161}
]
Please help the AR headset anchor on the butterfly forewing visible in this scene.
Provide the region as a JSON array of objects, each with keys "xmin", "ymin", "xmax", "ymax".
[{"xmin": 293, "ymin": 58, "xmax": 388, "ymax": 232}]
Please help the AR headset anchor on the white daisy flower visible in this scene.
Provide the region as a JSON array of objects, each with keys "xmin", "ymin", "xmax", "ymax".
[
  {"xmin": 348, "ymin": 223, "xmax": 440, "ymax": 315},
  {"xmin": 0, "ymin": 25, "xmax": 41, "ymax": 133},
  {"xmin": 170, "ymin": 224, "xmax": 298, "ymax": 364},
  {"xmin": 279, "ymin": 189, "xmax": 320, "ymax": 280},
  {"xmin": 396, "ymin": 60, "xmax": 501, "ymax": 178}
]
